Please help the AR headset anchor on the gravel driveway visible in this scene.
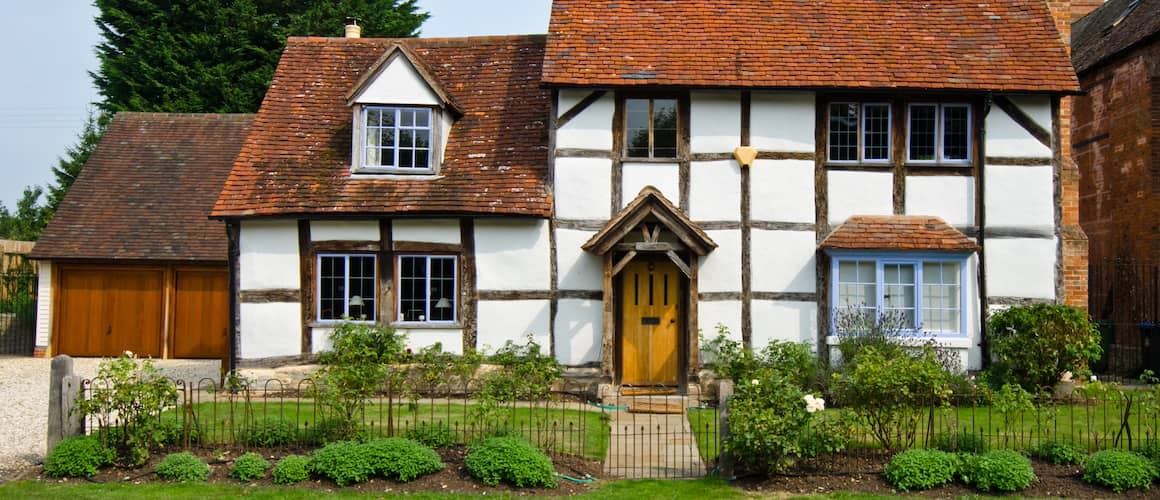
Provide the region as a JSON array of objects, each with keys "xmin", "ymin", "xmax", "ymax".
[{"xmin": 0, "ymin": 356, "xmax": 220, "ymax": 482}]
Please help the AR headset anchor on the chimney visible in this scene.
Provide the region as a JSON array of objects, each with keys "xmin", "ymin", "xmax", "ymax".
[{"xmin": 344, "ymin": 17, "xmax": 361, "ymax": 39}]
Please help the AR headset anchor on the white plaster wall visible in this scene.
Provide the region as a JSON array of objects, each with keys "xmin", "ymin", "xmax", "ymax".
[
  {"xmin": 985, "ymin": 238, "xmax": 1057, "ymax": 300},
  {"xmin": 699, "ymin": 230, "xmax": 742, "ymax": 292},
  {"xmin": 827, "ymin": 171, "xmax": 893, "ymax": 225},
  {"xmin": 352, "ymin": 54, "xmax": 440, "ymax": 106},
  {"xmin": 556, "ymin": 229, "xmax": 602, "ymax": 290},
  {"xmin": 239, "ymin": 302, "xmax": 302, "ymax": 359},
  {"xmin": 474, "ymin": 219, "xmax": 551, "ymax": 290},
  {"xmin": 905, "ymin": 176, "xmax": 976, "ymax": 226},
  {"xmin": 554, "ymin": 157, "xmax": 612, "ymax": 220},
  {"xmin": 240, "ymin": 220, "xmax": 300, "ymax": 290},
  {"xmin": 392, "ymin": 219, "xmax": 460, "ymax": 244},
  {"xmin": 311, "ymin": 221, "xmax": 380, "ymax": 241},
  {"xmin": 477, "ymin": 300, "xmax": 551, "ymax": 353},
  {"xmin": 985, "ymin": 95, "xmax": 1053, "ymax": 158},
  {"xmin": 398, "ymin": 329, "xmax": 464, "ymax": 355},
  {"xmin": 751, "ymin": 230, "xmax": 816, "ymax": 293},
  {"xmin": 35, "ymin": 262, "xmax": 51, "ymax": 347},
  {"xmin": 689, "ymin": 160, "xmax": 741, "ymax": 221},
  {"xmin": 1007, "ymin": 95, "xmax": 1052, "ymax": 133},
  {"xmin": 698, "ymin": 301, "xmax": 743, "ymax": 344},
  {"xmin": 984, "ymin": 166, "xmax": 1055, "ymax": 229},
  {"xmin": 751, "ymin": 300, "xmax": 818, "ymax": 347},
  {"xmin": 554, "ymin": 299, "xmax": 602, "ymax": 365},
  {"xmin": 556, "ymin": 91, "xmax": 614, "ymax": 151},
  {"xmin": 622, "ymin": 163, "xmax": 680, "ymax": 208},
  {"xmin": 963, "ymin": 254, "xmax": 983, "ymax": 371},
  {"xmin": 751, "ymin": 159, "xmax": 815, "ymax": 223},
  {"xmin": 750, "ymin": 92, "xmax": 815, "ymax": 153},
  {"xmin": 690, "ymin": 91, "xmax": 741, "ymax": 153}
]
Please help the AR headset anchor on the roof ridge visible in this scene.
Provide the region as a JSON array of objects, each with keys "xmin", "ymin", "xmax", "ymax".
[
  {"xmin": 115, "ymin": 112, "xmax": 258, "ymax": 120},
  {"xmin": 287, "ymin": 34, "xmax": 546, "ymax": 44}
]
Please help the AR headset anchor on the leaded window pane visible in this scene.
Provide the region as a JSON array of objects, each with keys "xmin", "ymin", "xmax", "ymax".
[
  {"xmin": 943, "ymin": 105, "xmax": 970, "ymax": 161},
  {"xmin": 625, "ymin": 99, "xmax": 651, "ymax": 157},
  {"xmin": 362, "ymin": 106, "xmax": 431, "ymax": 170},
  {"xmin": 909, "ymin": 104, "xmax": 937, "ymax": 161},
  {"xmin": 829, "ymin": 103, "xmax": 858, "ymax": 161},
  {"xmin": 398, "ymin": 255, "xmax": 458, "ymax": 323},
  {"xmin": 863, "ymin": 104, "xmax": 890, "ymax": 161}
]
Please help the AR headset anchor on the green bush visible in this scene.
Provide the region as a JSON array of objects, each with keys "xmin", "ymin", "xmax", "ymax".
[
  {"xmin": 883, "ymin": 449, "xmax": 957, "ymax": 491},
  {"xmin": 797, "ymin": 415, "xmax": 850, "ymax": 458},
  {"xmin": 361, "ymin": 438, "xmax": 444, "ymax": 482},
  {"xmin": 309, "ymin": 440, "xmax": 374, "ymax": 486},
  {"xmin": 1082, "ymin": 450, "xmax": 1155, "ymax": 493},
  {"xmin": 311, "ymin": 322, "xmax": 407, "ymax": 441},
  {"xmin": 43, "ymin": 436, "xmax": 114, "ymax": 478},
  {"xmin": 228, "ymin": 452, "xmax": 270, "ymax": 482},
  {"xmin": 480, "ymin": 339, "xmax": 562, "ymax": 403},
  {"xmin": 300, "ymin": 417, "xmax": 350, "ymax": 446},
  {"xmin": 77, "ymin": 354, "xmax": 179, "ymax": 466},
  {"xmin": 271, "ymin": 455, "xmax": 311, "ymax": 485},
  {"xmin": 153, "ymin": 419, "xmax": 201, "ymax": 447},
  {"xmin": 240, "ymin": 418, "xmax": 298, "ymax": 447},
  {"xmin": 725, "ymin": 373, "xmax": 809, "ymax": 473},
  {"xmin": 959, "ymin": 450, "xmax": 1036, "ymax": 492},
  {"xmin": 154, "ymin": 452, "xmax": 210, "ymax": 483},
  {"xmin": 987, "ymin": 304, "xmax": 1101, "ymax": 392},
  {"xmin": 402, "ymin": 421, "xmax": 458, "ymax": 449},
  {"xmin": 465, "ymin": 436, "xmax": 557, "ymax": 488},
  {"xmin": 931, "ymin": 431, "xmax": 988, "ymax": 453},
  {"xmin": 1032, "ymin": 440, "xmax": 1086, "ymax": 465},
  {"xmin": 701, "ymin": 325, "xmax": 819, "ymax": 388}
]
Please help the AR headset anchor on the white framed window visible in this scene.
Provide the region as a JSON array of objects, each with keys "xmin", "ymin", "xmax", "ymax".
[
  {"xmin": 827, "ymin": 102, "xmax": 891, "ymax": 163},
  {"xmin": 359, "ymin": 106, "xmax": 435, "ymax": 173},
  {"xmin": 398, "ymin": 255, "xmax": 457, "ymax": 324},
  {"xmin": 832, "ymin": 255, "xmax": 965, "ymax": 335},
  {"xmin": 907, "ymin": 103, "xmax": 972, "ymax": 164},
  {"xmin": 318, "ymin": 254, "xmax": 377, "ymax": 322}
]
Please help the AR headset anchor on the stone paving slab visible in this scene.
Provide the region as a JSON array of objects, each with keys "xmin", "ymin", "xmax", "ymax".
[{"xmin": 603, "ymin": 396, "xmax": 706, "ymax": 479}]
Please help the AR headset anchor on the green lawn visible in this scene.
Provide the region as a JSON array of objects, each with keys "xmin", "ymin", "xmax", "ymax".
[{"xmin": 686, "ymin": 408, "xmax": 721, "ymax": 462}]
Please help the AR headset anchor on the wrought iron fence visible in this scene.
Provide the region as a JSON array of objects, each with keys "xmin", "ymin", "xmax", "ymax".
[{"xmin": 0, "ymin": 262, "xmax": 36, "ymax": 356}]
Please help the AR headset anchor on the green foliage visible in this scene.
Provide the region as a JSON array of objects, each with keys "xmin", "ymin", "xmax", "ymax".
[
  {"xmin": 410, "ymin": 343, "xmax": 482, "ymax": 394},
  {"xmin": 402, "ymin": 421, "xmax": 459, "ymax": 449},
  {"xmin": 154, "ymin": 452, "xmax": 210, "ymax": 483},
  {"xmin": 480, "ymin": 338, "xmax": 562, "ymax": 402},
  {"xmin": 309, "ymin": 440, "xmax": 374, "ymax": 486},
  {"xmin": 0, "ymin": 186, "xmax": 50, "ymax": 241},
  {"xmin": 987, "ymin": 304, "xmax": 1102, "ymax": 392},
  {"xmin": 883, "ymin": 449, "xmax": 957, "ymax": 491},
  {"xmin": 361, "ymin": 438, "xmax": 444, "ymax": 482},
  {"xmin": 797, "ymin": 415, "xmax": 851, "ymax": 458},
  {"xmin": 271, "ymin": 455, "xmax": 311, "ymax": 485},
  {"xmin": 43, "ymin": 436, "xmax": 114, "ymax": 478},
  {"xmin": 931, "ymin": 431, "xmax": 988, "ymax": 453},
  {"xmin": 1082, "ymin": 450, "xmax": 1156, "ymax": 493},
  {"xmin": 833, "ymin": 308, "xmax": 914, "ymax": 368},
  {"xmin": 701, "ymin": 325, "xmax": 819, "ymax": 388},
  {"xmin": 959, "ymin": 450, "xmax": 1036, "ymax": 492},
  {"xmin": 311, "ymin": 322, "xmax": 406, "ymax": 441},
  {"xmin": 239, "ymin": 418, "xmax": 297, "ymax": 447},
  {"xmin": 228, "ymin": 452, "xmax": 270, "ymax": 482},
  {"xmin": 465, "ymin": 436, "xmax": 558, "ymax": 488},
  {"xmin": 1032, "ymin": 440, "xmax": 1085, "ymax": 465},
  {"xmin": 725, "ymin": 374, "xmax": 810, "ymax": 473},
  {"xmin": 76, "ymin": 353, "xmax": 179, "ymax": 466}
]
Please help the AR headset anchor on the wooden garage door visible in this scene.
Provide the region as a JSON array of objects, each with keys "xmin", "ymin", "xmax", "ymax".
[
  {"xmin": 171, "ymin": 269, "xmax": 229, "ymax": 359},
  {"xmin": 56, "ymin": 267, "xmax": 164, "ymax": 357}
]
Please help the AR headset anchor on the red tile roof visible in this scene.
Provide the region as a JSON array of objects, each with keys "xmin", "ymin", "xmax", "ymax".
[
  {"xmin": 212, "ymin": 35, "xmax": 552, "ymax": 218},
  {"xmin": 820, "ymin": 215, "xmax": 978, "ymax": 252},
  {"xmin": 31, "ymin": 113, "xmax": 254, "ymax": 262},
  {"xmin": 543, "ymin": 0, "xmax": 1080, "ymax": 93}
]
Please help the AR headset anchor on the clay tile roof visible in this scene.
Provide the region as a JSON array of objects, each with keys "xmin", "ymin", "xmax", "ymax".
[
  {"xmin": 31, "ymin": 113, "xmax": 254, "ymax": 262},
  {"xmin": 544, "ymin": 0, "xmax": 1080, "ymax": 93},
  {"xmin": 1072, "ymin": 0, "xmax": 1160, "ymax": 74},
  {"xmin": 212, "ymin": 35, "xmax": 552, "ymax": 219},
  {"xmin": 820, "ymin": 215, "xmax": 978, "ymax": 252}
]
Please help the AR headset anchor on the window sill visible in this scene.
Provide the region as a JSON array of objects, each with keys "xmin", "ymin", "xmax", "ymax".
[
  {"xmin": 350, "ymin": 167, "xmax": 442, "ymax": 179},
  {"xmin": 620, "ymin": 156, "xmax": 681, "ymax": 163},
  {"xmin": 823, "ymin": 162, "xmax": 892, "ymax": 169},
  {"xmin": 825, "ymin": 335, "xmax": 973, "ymax": 349},
  {"xmin": 390, "ymin": 322, "xmax": 463, "ymax": 330},
  {"xmin": 309, "ymin": 320, "xmax": 377, "ymax": 328}
]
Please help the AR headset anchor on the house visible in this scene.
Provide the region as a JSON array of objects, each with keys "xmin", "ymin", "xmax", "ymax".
[
  {"xmin": 206, "ymin": 0, "xmax": 1087, "ymax": 389},
  {"xmin": 30, "ymin": 113, "xmax": 253, "ymax": 360}
]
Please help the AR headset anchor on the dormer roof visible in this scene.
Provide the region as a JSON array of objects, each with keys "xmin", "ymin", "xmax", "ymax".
[
  {"xmin": 345, "ymin": 43, "xmax": 464, "ymax": 116},
  {"xmin": 583, "ymin": 186, "xmax": 717, "ymax": 256}
]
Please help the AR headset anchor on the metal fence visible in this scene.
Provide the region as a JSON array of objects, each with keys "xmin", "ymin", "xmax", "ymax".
[
  {"xmin": 1090, "ymin": 259, "xmax": 1160, "ymax": 377},
  {"xmin": 0, "ymin": 257, "xmax": 36, "ymax": 356}
]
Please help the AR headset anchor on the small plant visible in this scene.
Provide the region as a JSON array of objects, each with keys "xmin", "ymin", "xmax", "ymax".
[
  {"xmin": 309, "ymin": 440, "xmax": 374, "ymax": 486},
  {"xmin": 311, "ymin": 322, "xmax": 406, "ymax": 441},
  {"xmin": 76, "ymin": 352, "xmax": 179, "ymax": 466},
  {"xmin": 986, "ymin": 304, "xmax": 1102, "ymax": 392},
  {"xmin": 402, "ymin": 421, "xmax": 458, "ymax": 449},
  {"xmin": 883, "ymin": 449, "xmax": 957, "ymax": 491},
  {"xmin": 931, "ymin": 431, "xmax": 988, "ymax": 453},
  {"xmin": 465, "ymin": 436, "xmax": 557, "ymax": 488},
  {"xmin": 154, "ymin": 452, "xmax": 210, "ymax": 482},
  {"xmin": 1032, "ymin": 439, "xmax": 1085, "ymax": 465},
  {"xmin": 1082, "ymin": 450, "xmax": 1155, "ymax": 493},
  {"xmin": 240, "ymin": 417, "xmax": 298, "ymax": 447},
  {"xmin": 43, "ymin": 436, "xmax": 114, "ymax": 478},
  {"xmin": 361, "ymin": 438, "xmax": 444, "ymax": 482},
  {"xmin": 725, "ymin": 373, "xmax": 810, "ymax": 473},
  {"xmin": 271, "ymin": 455, "xmax": 311, "ymax": 485},
  {"xmin": 228, "ymin": 452, "xmax": 270, "ymax": 482},
  {"xmin": 480, "ymin": 337, "xmax": 562, "ymax": 403},
  {"xmin": 959, "ymin": 450, "xmax": 1036, "ymax": 492}
]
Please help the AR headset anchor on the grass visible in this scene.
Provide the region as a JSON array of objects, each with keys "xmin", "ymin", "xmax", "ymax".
[{"xmin": 687, "ymin": 408, "xmax": 721, "ymax": 462}]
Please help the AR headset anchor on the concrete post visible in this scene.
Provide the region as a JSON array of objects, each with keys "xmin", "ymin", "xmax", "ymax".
[
  {"xmin": 717, "ymin": 380, "xmax": 734, "ymax": 478},
  {"xmin": 47, "ymin": 355, "xmax": 83, "ymax": 453}
]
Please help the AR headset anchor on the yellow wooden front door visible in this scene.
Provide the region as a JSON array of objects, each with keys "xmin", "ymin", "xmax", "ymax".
[{"xmin": 620, "ymin": 257, "xmax": 681, "ymax": 385}]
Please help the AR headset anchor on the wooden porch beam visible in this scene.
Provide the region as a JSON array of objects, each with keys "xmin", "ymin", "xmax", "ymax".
[
  {"xmin": 611, "ymin": 251, "xmax": 637, "ymax": 277},
  {"xmin": 665, "ymin": 250, "xmax": 692, "ymax": 279}
]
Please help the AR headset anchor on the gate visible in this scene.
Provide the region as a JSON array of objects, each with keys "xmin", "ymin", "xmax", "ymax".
[{"xmin": 0, "ymin": 254, "xmax": 37, "ymax": 355}]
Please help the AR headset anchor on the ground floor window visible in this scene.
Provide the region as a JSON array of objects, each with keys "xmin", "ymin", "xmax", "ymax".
[
  {"xmin": 832, "ymin": 255, "xmax": 964, "ymax": 335},
  {"xmin": 318, "ymin": 254, "xmax": 376, "ymax": 321},
  {"xmin": 398, "ymin": 255, "xmax": 457, "ymax": 323}
]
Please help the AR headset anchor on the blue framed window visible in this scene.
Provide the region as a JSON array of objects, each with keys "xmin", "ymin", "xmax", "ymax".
[{"xmin": 831, "ymin": 253, "xmax": 967, "ymax": 336}]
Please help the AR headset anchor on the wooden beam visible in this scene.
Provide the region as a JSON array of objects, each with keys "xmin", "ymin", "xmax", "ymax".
[
  {"xmin": 297, "ymin": 221, "xmax": 312, "ymax": 355},
  {"xmin": 241, "ymin": 289, "xmax": 302, "ymax": 303},
  {"xmin": 611, "ymin": 251, "xmax": 637, "ymax": 277},
  {"xmin": 993, "ymin": 96, "xmax": 1051, "ymax": 148},
  {"xmin": 556, "ymin": 90, "xmax": 607, "ymax": 129},
  {"xmin": 460, "ymin": 219, "xmax": 478, "ymax": 352},
  {"xmin": 614, "ymin": 241, "xmax": 686, "ymax": 252},
  {"xmin": 665, "ymin": 250, "xmax": 692, "ymax": 279}
]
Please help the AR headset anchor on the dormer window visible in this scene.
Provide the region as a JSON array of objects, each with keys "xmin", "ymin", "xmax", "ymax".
[{"xmin": 363, "ymin": 106, "xmax": 433, "ymax": 171}]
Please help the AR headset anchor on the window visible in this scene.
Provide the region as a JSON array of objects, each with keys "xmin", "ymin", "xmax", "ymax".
[
  {"xmin": 361, "ymin": 106, "xmax": 433, "ymax": 171},
  {"xmin": 833, "ymin": 257, "xmax": 963, "ymax": 335},
  {"xmin": 318, "ymin": 254, "xmax": 376, "ymax": 321},
  {"xmin": 398, "ymin": 255, "xmax": 457, "ymax": 323},
  {"xmin": 827, "ymin": 102, "xmax": 891, "ymax": 163},
  {"xmin": 907, "ymin": 103, "xmax": 971, "ymax": 164},
  {"xmin": 625, "ymin": 98, "xmax": 678, "ymax": 158}
]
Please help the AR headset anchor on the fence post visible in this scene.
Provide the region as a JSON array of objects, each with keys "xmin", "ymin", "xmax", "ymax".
[
  {"xmin": 718, "ymin": 380, "xmax": 734, "ymax": 478},
  {"xmin": 47, "ymin": 354, "xmax": 83, "ymax": 453}
]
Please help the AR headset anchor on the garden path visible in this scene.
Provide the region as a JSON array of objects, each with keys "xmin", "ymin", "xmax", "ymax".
[{"xmin": 603, "ymin": 396, "xmax": 705, "ymax": 479}]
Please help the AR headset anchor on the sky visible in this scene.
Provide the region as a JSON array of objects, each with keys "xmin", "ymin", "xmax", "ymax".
[{"xmin": 0, "ymin": 0, "xmax": 552, "ymax": 212}]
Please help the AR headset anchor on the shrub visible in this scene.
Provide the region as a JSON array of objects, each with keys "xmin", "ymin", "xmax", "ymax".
[
  {"xmin": 1032, "ymin": 440, "xmax": 1085, "ymax": 465},
  {"xmin": 271, "ymin": 455, "xmax": 311, "ymax": 485},
  {"xmin": 931, "ymin": 431, "xmax": 988, "ymax": 453},
  {"xmin": 725, "ymin": 373, "xmax": 810, "ymax": 473},
  {"xmin": 240, "ymin": 417, "xmax": 298, "ymax": 447},
  {"xmin": 362, "ymin": 438, "xmax": 444, "ymax": 482},
  {"xmin": 76, "ymin": 353, "xmax": 179, "ymax": 466},
  {"xmin": 153, "ymin": 419, "xmax": 201, "ymax": 447},
  {"xmin": 154, "ymin": 452, "xmax": 210, "ymax": 482},
  {"xmin": 228, "ymin": 452, "xmax": 270, "ymax": 482},
  {"xmin": 300, "ymin": 417, "xmax": 349, "ymax": 446},
  {"xmin": 701, "ymin": 325, "xmax": 819, "ymax": 388},
  {"xmin": 402, "ymin": 421, "xmax": 458, "ymax": 449},
  {"xmin": 1082, "ymin": 450, "xmax": 1155, "ymax": 493},
  {"xmin": 480, "ymin": 338, "xmax": 562, "ymax": 403},
  {"xmin": 43, "ymin": 436, "xmax": 114, "ymax": 478},
  {"xmin": 309, "ymin": 440, "xmax": 374, "ymax": 486},
  {"xmin": 465, "ymin": 436, "xmax": 557, "ymax": 488},
  {"xmin": 959, "ymin": 450, "xmax": 1036, "ymax": 492},
  {"xmin": 311, "ymin": 322, "xmax": 406, "ymax": 441},
  {"xmin": 797, "ymin": 415, "xmax": 850, "ymax": 458},
  {"xmin": 987, "ymin": 304, "xmax": 1102, "ymax": 392},
  {"xmin": 883, "ymin": 449, "xmax": 957, "ymax": 491}
]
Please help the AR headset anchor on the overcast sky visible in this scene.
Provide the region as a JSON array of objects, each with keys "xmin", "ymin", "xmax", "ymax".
[{"xmin": 0, "ymin": 0, "xmax": 552, "ymax": 211}]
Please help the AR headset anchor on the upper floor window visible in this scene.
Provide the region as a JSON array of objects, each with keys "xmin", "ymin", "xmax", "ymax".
[
  {"xmin": 833, "ymin": 256, "xmax": 964, "ymax": 335},
  {"xmin": 360, "ymin": 106, "xmax": 434, "ymax": 172},
  {"xmin": 625, "ymin": 98, "xmax": 678, "ymax": 159},
  {"xmin": 908, "ymin": 103, "xmax": 971, "ymax": 164},
  {"xmin": 827, "ymin": 102, "xmax": 891, "ymax": 163},
  {"xmin": 318, "ymin": 254, "xmax": 377, "ymax": 322}
]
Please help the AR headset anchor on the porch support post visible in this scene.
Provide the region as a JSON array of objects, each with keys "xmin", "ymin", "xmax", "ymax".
[{"xmin": 601, "ymin": 252, "xmax": 615, "ymax": 378}]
